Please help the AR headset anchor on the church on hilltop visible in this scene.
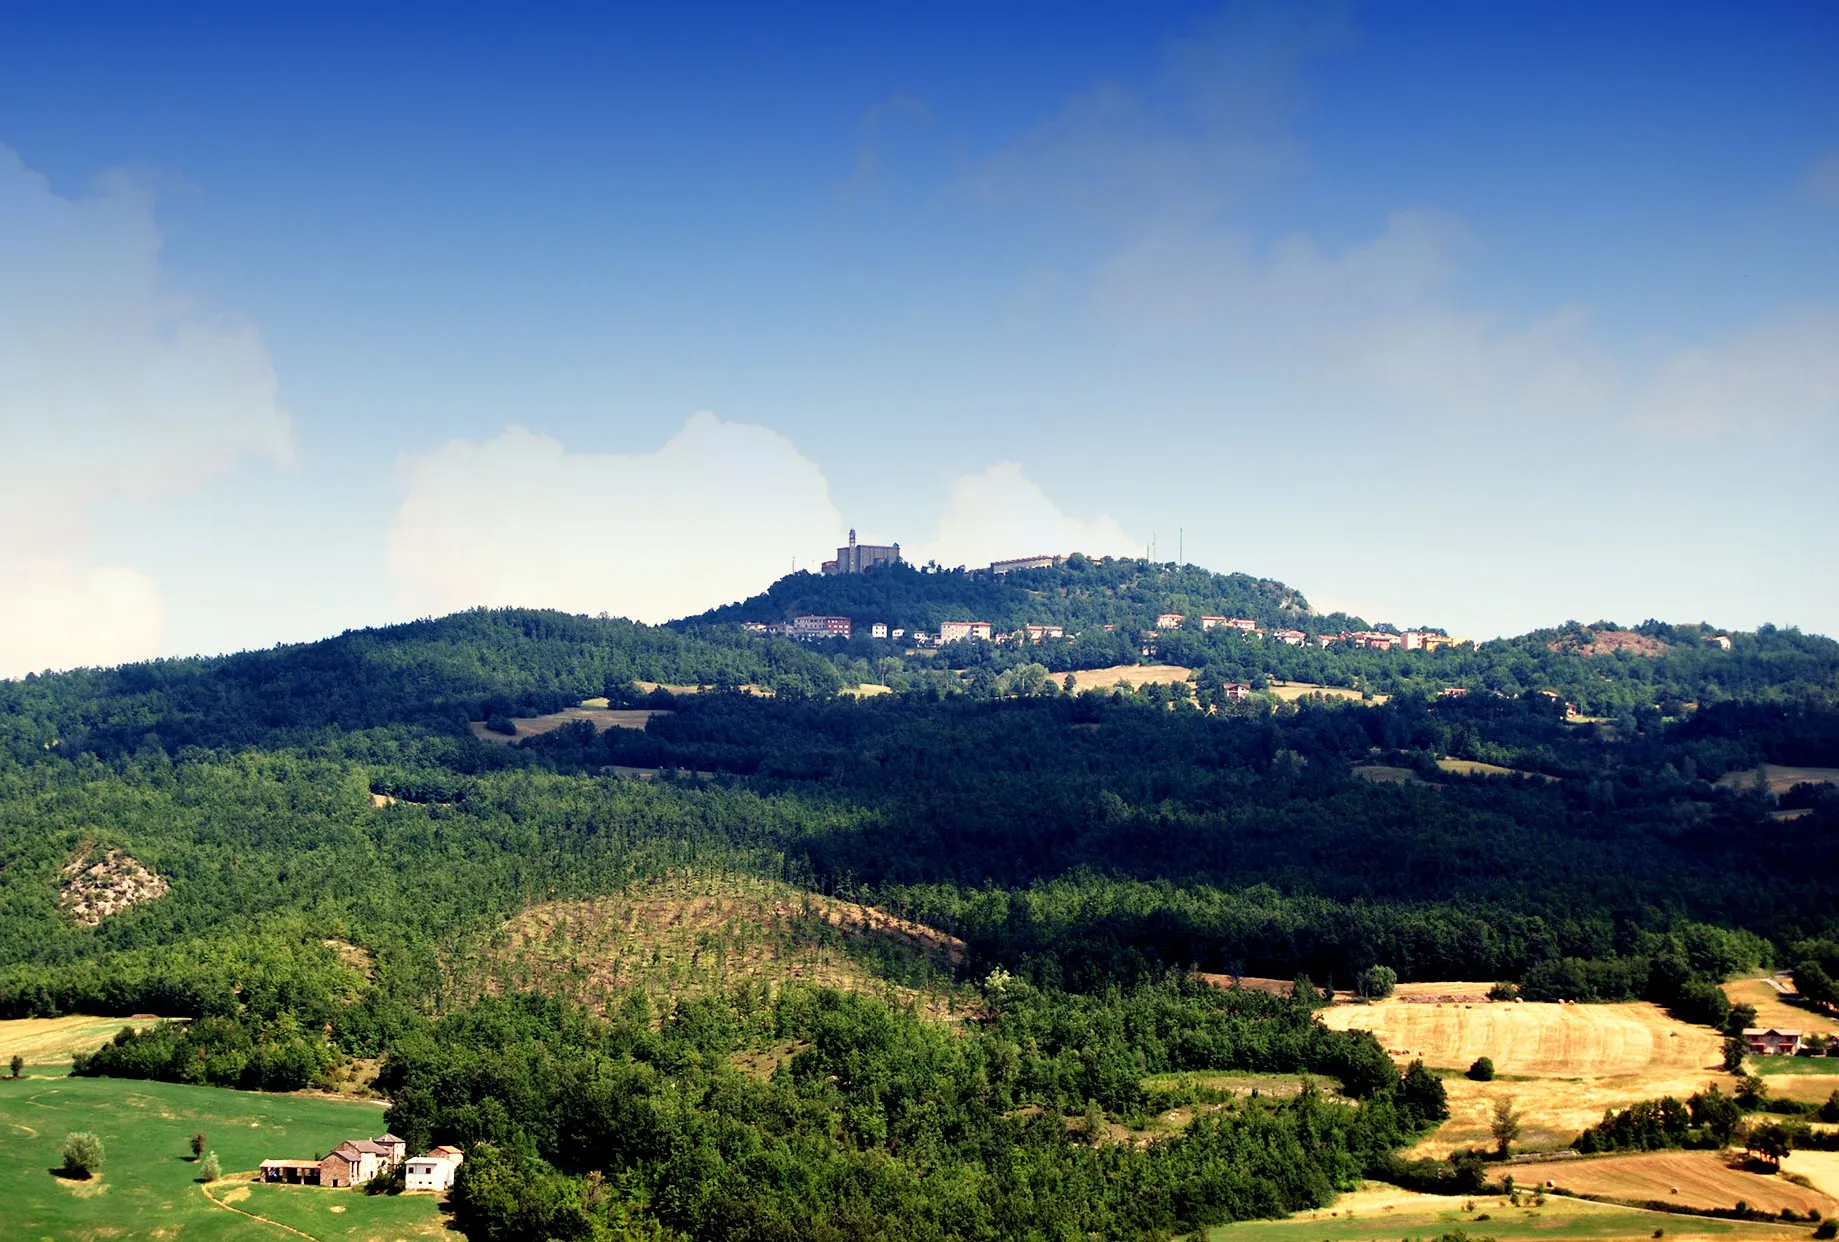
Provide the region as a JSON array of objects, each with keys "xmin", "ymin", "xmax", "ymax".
[{"xmin": 822, "ymin": 530, "xmax": 901, "ymax": 575}]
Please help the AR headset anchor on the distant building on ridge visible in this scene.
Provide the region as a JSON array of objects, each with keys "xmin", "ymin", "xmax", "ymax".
[{"xmin": 823, "ymin": 529, "xmax": 901, "ymax": 575}]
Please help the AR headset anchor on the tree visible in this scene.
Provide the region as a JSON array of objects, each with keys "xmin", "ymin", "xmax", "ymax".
[
  {"xmin": 1753, "ymin": 1122, "xmax": 1791, "ymax": 1168},
  {"xmin": 1724, "ymin": 1003, "xmax": 1758, "ymax": 1036},
  {"xmin": 8, "ymin": 1054, "xmax": 21, "ymax": 1079},
  {"xmin": 60, "ymin": 1132, "xmax": 104, "ymax": 1178},
  {"xmin": 1291, "ymin": 974, "xmax": 1323, "ymax": 1007},
  {"xmin": 191, "ymin": 1131, "xmax": 207, "ymax": 1159},
  {"xmin": 1722, "ymin": 1037, "xmax": 1749, "ymax": 1072},
  {"xmin": 1468, "ymin": 1057, "xmax": 1495, "ymax": 1082},
  {"xmin": 485, "ymin": 714, "xmax": 519, "ymax": 737},
  {"xmin": 199, "ymin": 1151, "xmax": 221, "ymax": 1181},
  {"xmin": 1491, "ymin": 1096, "xmax": 1522, "ymax": 1159},
  {"xmin": 1399, "ymin": 1059, "xmax": 1449, "ymax": 1124},
  {"xmin": 1356, "ymin": 965, "xmax": 1398, "ymax": 1000}
]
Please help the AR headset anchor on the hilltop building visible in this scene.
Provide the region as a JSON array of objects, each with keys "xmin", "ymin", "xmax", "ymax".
[{"xmin": 822, "ymin": 530, "xmax": 901, "ymax": 575}]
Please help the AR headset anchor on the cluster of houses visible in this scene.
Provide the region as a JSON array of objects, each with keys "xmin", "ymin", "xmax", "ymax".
[{"xmin": 259, "ymin": 1134, "xmax": 465, "ymax": 1192}]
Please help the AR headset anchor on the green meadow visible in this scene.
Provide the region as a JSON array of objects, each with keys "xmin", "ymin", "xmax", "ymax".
[{"xmin": 0, "ymin": 1073, "xmax": 446, "ymax": 1241}]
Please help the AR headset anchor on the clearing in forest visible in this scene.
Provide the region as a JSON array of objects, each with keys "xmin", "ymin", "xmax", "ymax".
[
  {"xmin": 1511, "ymin": 1150, "xmax": 1838, "ymax": 1217},
  {"xmin": 448, "ymin": 873, "xmax": 973, "ymax": 1021},
  {"xmin": 1437, "ymin": 757, "xmax": 1557, "ymax": 781},
  {"xmin": 469, "ymin": 703, "xmax": 665, "ymax": 743},
  {"xmin": 1322, "ymin": 994, "xmax": 1728, "ymax": 1155},
  {"xmin": 1714, "ymin": 764, "xmax": 1839, "ymax": 796},
  {"xmin": 1265, "ymin": 681, "xmax": 1378, "ymax": 704},
  {"xmin": 0, "ymin": 1015, "xmax": 171, "ymax": 1073},
  {"xmin": 1206, "ymin": 1181, "xmax": 1807, "ymax": 1241},
  {"xmin": 1062, "ymin": 664, "xmax": 1195, "ymax": 692}
]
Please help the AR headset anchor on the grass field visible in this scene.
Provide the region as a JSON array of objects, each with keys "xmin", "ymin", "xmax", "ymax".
[
  {"xmin": 1321, "ymin": 996, "xmax": 1729, "ymax": 1155},
  {"xmin": 1782, "ymin": 1151, "xmax": 1839, "ymax": 1201},
  {"xmin": 1202, "ymin": 1182, "xmax": 1810, "ymax": 1241},
  {"xmin": 1437, "ymin": 758, "xmax": 1557, "ymax": 782},
  {"xmin": 1714, "ymin": 764, "xmax": 1839, "ymax": 796},
  {"xmin": 469, "ymin": 703, "xmax": 664, "ymax": 744},
  {"xmin": 1510, "ymin": 1150, "xmax": 1837, "ymax": 1216},
  {"xmin": 1351, "ymin": 764, "xmax": 1425, "ymax": 784},
  {"xmin": 0, "ymin": 1015, "xmax": 171, "ymax": 1074},
  {"xmin": 0, "ymin": 1072, "xmax": 442, "ymax": 1241},
  {"xmin": 1064, "ymin": 664, "xmax": 1196, "ymax": 692},
  {"xmin": 445, "ymin": 872, "xmax": 973, "ymax": 1021},
  {"xmin": 1724, "ymin": 978, "xmax": 1839, "ymax": 1038}
]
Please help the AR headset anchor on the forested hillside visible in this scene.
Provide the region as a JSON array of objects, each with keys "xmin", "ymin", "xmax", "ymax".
[{"xmin": 3, "ymin": 563, "xmax": 1837, "ymax": 1240}]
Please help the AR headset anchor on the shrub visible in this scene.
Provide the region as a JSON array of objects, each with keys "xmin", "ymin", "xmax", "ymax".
[
  {"xmin": 1487, "ymin": 982, "xmax": 1519, "ymax": 1001},
  {"xmin": 60, "ymin": 1132, "xmax": 104, "ymax": 1178},
  {"xmin": 1356, "ymin": 965, "xmax": 1398, "ymax": 1000},
  {"xmin": 8, "ymin": 1053, "xmax": 22, "ymax": 1078},
  {"xmin": 1468, "ymin": 1056, "xmax": 1495, "ymax": 1081},
  {"xmin": 486, "ymin": 714, "xmax": 519, "ymax": 736},
  {"xmin": 1812, "ymin": 1219, "xmax": 1836, "ymax": 1239},
  {"xmin": 199, "ymin": 1151, "xmax": 221, "ymax": 1181},
  {"xmin": 191, "ymin": 1131, "xmax": 207, "ymax": 1158}
]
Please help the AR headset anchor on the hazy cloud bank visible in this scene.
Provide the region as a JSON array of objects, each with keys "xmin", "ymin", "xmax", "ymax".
[
  {"xmin": 0, "ymin": 148, "xmax": 291, "ymax": 677},
  {"xmin": 388, "ymin": 417, "xmax": 1139, "ymax": 621}
]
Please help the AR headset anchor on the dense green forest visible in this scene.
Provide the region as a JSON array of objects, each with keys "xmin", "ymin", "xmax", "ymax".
[{"xmin": 3, "ymin": 567, "xmax": 1838, "ymax": 1240}]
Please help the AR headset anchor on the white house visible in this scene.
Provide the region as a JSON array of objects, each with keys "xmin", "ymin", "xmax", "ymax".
[{"xmin": 405, "ymin": 1145, "xmax": 466, "ymax": 1192}]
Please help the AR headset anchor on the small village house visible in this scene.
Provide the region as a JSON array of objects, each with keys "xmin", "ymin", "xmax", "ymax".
[
  {"xmin": 1024, "ymin": 624, "xmax": 1064, "ymax": 642},
  {"xmin": 1221, "ymin": 682, "xmax": 1253, "ymax": 703},
  {"xmin": 1743, "ymin": 1027, "xmax": 1804, "ymax": 1056},
  {"xmin": 870, "ymin": 623, "xmax": 888, "ymax": 639},
  {"xmin": 939, "ymin": 620, "xmax": 994, "ymax": 643},
  {"xmin": 1272, "ymin": 629, "xmax": 1306, "ymax": 646},
  {"xmin": 790, "ymin": 615, "xmax": 852, "ymax": 640},
  {"xmin": 404, "ymin": 1146, "xmax": 466, "ymax": 1192},
  {"xmin": 1156, "ymin": 613, "xmax": 1186, "ymax": 630},
  {"xmin": 321, "ymin": 1135, "xmax": 406, "ymax": 1187}
]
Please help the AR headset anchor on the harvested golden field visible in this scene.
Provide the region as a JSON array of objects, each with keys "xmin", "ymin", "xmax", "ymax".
[
  {"xmin": 1417, "ymin": 1070, "xmax": 1737, "ymax": 1156},
  {"xmin": 1513, "ymin": 1150, "xmax": 1838, "ymax": 1216},
  {"xmin": 1323, "ymin": 995, "xmax": 1729, "ymax": 1156},
  {"xmin": 470, "ymin": 703, "xmax": 665, "ymax": 743},
  {"xmin": 1208, "ymin": 1182, "xmax": 1809, "ymax": 1242},
  {"xmin": 1321, "ymin": 997, "xmax": 1721, "ymax": 1077},
  {"xmin": 1783, "ymin": 1151, "xmax": 1839, "ymax": 1200},
  {"xmin": 1758, "ymin": 1071, "xmax": 1839, "ymax": 1105},
  {"xmin": 1724, "ymin": 977, "xmax": 1839, "ymax": 1037},
  {"xmin": 448, "ymin": 873, "xmax": 972, "ymax": 1021},
  {"xmin": 0, "ymin": 1015, "xmax": 170, "ymax": 1072},
  {"xmin": 1063, "ymin": 664, "xmax": 1195, "ymax": 691},
  {"xmin": 839, "ymin": 682, "xmax": 892, "ymax": 697},
  {"xmin": 1266, "ymin": 681, "xmax": 1379, "ymax": 704},
  {"xmin": 1714, "ymin": 764, "xmax": 1839, "ymax": 796}
]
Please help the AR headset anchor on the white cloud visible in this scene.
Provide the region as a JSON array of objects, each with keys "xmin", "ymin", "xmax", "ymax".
[
  {"xmin": 0, "ymin": 561, "xmax": 162, "ymax": 677},
  {"xmin": 1630, "ymin": 308, "xmax": 1839, "ymax": 435},
  {"xmin": 387, "ymin": 413, "xmax": 846, "ymax": 621},
  {"xmin": 0, "ymin": 147, "xmax": 292, "ymax": 677},
  {"xmin": 910, "ymin": 462, "xmax": 1140, "ymax": 568}
]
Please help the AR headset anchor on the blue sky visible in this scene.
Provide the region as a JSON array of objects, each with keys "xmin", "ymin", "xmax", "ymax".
[{"xmin": 1, "ymin": 1, "xmax": 1835, "ymax": 674}]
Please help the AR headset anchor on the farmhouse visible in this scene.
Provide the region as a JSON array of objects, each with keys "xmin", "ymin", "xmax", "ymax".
[
  {"xmin": 939, "ymin": 620, "xmax": 994, "ymax": 643},
  {"xmin": 1744, "ymin": 1027, "xmax": 1805, "ymax": 1056},
  {"xmin": 259, "ymin": 1133, "xmax": 407, "ymax": 1188},
  {"xmin": 1156, "ymin": 613, "xmax": 1186, "ymax": 630},
  {"xmin": 1221, "ymin": 682, "xmax": 1253, "ymax": 703},
  {"xmin": 404, "ymin": 1145, "xmax": 466, "ymax": 1192},
  {"xmin": 321, "ymin": 1134, "xmax": 407, "ymax": 1187}
]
